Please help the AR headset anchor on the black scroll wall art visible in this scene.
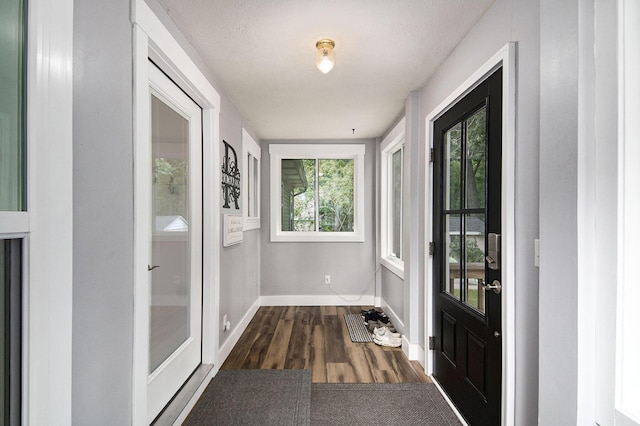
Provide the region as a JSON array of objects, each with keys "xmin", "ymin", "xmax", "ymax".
[{"xmin": 222, "ymin": 140, "xmax": 241, "ymax": 209}]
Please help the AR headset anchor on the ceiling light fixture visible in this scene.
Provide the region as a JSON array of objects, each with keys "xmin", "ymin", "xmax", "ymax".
[{"xmin": 315, "ymin": 39, "xmax": 336, "ymax": 74}]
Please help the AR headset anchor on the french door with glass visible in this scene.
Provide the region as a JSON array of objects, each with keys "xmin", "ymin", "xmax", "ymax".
[{"xmin": 146, "ymin": 61, "xmax": 203, "ymax": 422}]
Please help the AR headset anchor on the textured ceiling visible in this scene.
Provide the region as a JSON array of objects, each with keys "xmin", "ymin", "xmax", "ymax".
[{"xmin": 156, "ymin": 0, "xmax": 494, "ymax": 140}]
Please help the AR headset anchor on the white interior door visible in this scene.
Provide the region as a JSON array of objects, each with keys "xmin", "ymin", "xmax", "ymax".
[{"xmin": 147, "ymin": 61, "xmax": 203, "ymax": 422}]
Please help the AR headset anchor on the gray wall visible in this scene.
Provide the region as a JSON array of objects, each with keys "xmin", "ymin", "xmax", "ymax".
[
  {"xmin": 218, "ymin": 91, "xmax": 262, "ymax": 346},
  {"xmin": 379, "ymin": 0, "xmax": 541, "ymax": 423},
  {"xmin": 380, "ymin": 268, "xmax": 404, "ymax": 327},
  {"xmin": 261, "ymin": 139, "xmax": 377, "ymax": 300},
  {"xmin": 72, "ymin": 1, "xmax": 262, "ymax": 423},
  {"xmin": 73, "ymin": 0, "xmax": 134, "ymax": 423}
]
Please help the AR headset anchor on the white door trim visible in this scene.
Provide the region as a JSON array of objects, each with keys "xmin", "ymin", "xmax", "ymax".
[
  {"xmin": 616, "ymin": 0, "xmax": 640, "ymax": 423},
  {"xmin": 132, "ymin": 2, "xmax": 221, "ymax": 424},
  {"xmin": 20, "ymin": 0, "xmax": 74, "ymax": 423},
  {"xmin": 424, "ymin": 42, "xmax": 516, "ymax": 426}
]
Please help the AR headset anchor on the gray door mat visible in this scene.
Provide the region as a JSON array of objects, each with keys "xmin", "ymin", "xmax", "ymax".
[{"xmin": 343, "ymin": 313, "xmax": 374, "ymax": 342}]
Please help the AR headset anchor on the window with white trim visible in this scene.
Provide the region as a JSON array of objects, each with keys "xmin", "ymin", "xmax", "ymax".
[
  {"xmin": 269, "ymin": 144, "xmax": 365, "ymax": 242},
  {"xmin": 1, "ymin": 0, "xmax": 25, "ymax": 421},
  {"xmin": 380, "ymin": 118, "xmax": 405, "ymax": 278},
  {"xmin": 242, "ymin": 129, "xmax": 261, "ymax": 230}
]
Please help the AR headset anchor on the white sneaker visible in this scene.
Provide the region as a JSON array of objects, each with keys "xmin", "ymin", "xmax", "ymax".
[
  {"xmin": 373, "ymin": 329, "xmax": 402, "ymax": 347},
  {"xmin": 373, "ymin": 326, "xmax": 401, "ymax": 339}
]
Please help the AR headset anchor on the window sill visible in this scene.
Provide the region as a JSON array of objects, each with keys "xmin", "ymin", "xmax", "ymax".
[
  {"xmin": 381, "ymin": 257, "xmax": 404, "ymax": 279},
  {"xmin": 270, "ymin": 231, "xmax": 364, "ymax": 243},
  {"xmin": 244, "ymin": 217, "xmax": 260, "ymax": 231}
]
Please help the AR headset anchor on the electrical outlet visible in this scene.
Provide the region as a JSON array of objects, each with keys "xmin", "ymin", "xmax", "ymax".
[{"xmin": 324, "ymin": 275, "xmax": 331, "ymax": 284}]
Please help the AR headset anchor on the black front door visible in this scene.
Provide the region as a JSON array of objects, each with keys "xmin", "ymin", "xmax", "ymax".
[{"xmin": 433, "ymin": 68, "xmax": 502, "ymax": 425}]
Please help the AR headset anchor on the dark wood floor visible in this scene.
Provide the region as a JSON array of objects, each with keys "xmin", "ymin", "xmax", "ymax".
[{"xmin": 221, "ymin": 306, "xmax": 431, "ymax": 384}]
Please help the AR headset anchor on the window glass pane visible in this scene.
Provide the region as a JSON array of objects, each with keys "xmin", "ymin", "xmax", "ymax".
[
  {"xmin": 318, "ymin": 159, "xmax": 354, "ymax": 232},
  {"xmin": 391, "ymin": 148, "xmax": 403, "ymax": 258},
  {"xmin": 444, "ymin": 214, "xmax": 461, "ymax": 299},
  {"xmin": 445, "ymin": 123, "xmax": 462, "ymax": 210},
  {"xmin": 465, "ymin": 107, "xmax": 487, "ymax": 209},
  {"xmin": 463, "ymin": 213, "xmax": 486, "ymax": 314},
  {"xmin": 1, "ymin": 239, "xmax": 22, "ymax": 422},
  {"xmin": 149, "ymin": 94, "xmax": 191, "ymax": 373},
  {"xmin": 281, "ymin": 159, "xmax": 314, "ymax": 231},
  {"xmin": 0, "ymin": 0, "xmax": 25, "ymax": 211},
  {"xmin": 247, "ymin": 153, "xmax": 259, "ymax": 218},
  {"xmin": 250, "ymin": 156, "xmax": 259, "ymax": 217}
]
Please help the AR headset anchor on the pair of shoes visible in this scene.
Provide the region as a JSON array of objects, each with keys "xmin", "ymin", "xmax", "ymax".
[
  {"xmin": 367, "ymin": 320, "xmax": 397, "ymax": 333},
  {"xmin": 373, "ymin": 326, "xmax": 401, "ymax": 339},
  {"xmin": 372, "ymin": 327, "xmax": 402, "ymax": 347},
  {"xmin": 362, "ymin": 309, "xmax": 390, "ymax": 324}
]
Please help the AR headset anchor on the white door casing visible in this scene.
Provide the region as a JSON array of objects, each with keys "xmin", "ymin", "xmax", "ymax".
[
  {"xmin": 425, "ymin": 43, "xmax": 516, "ymax": 425},
  {"xmin": 132, "ymin": 1, "xmax": 221, "ymax": 424}
]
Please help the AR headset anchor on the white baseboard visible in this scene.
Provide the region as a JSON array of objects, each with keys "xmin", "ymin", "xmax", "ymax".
[
  {"xmin": 374, "ymin": 296, "xmax": 382, "ymax": 307},
  {"xmin": 401, "ymin": 335, "xmax": 426, "ymax": 364},
  {"xmin": 217, "ymin": 298, "xmax": 260, "ymax": 366},
  {"xmin": 260, "ymin": 294, "xmax": 375, "ymax": 306}
]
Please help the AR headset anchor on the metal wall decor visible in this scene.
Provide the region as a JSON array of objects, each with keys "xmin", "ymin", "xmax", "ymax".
[{"xmin": 222, "ymin": 140, "xmax": 241, "ymax": 209}]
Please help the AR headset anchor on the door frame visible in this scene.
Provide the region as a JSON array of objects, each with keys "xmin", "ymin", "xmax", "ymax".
[
  {"xmin": 132, "ymin": 2, "xmax": 221, "ymax": 424},
  {"xmin": 425, "ymin": 43, "xmax": 516, "ymax": 425}
]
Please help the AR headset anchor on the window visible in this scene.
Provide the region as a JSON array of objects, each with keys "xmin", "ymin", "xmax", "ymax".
[
  {"xmin": 0, "ymin": 0, "xmax": 26, "ymax": 211},
  {"xmin": 0, "ymin": 1, "xmax": 25, "ymax": 421},
  {"xmin": 270, "ymin": 144, "xmax": 365, "ymax": 242},
  {"xmin": 242, "ymin": 129, "xmax": 261, "ymax": 230},
  {"xmin": 380, "ymin": 118, "xmax": 405, "ymax": 277}
]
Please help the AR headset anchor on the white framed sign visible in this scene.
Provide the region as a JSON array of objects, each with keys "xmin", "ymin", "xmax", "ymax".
[{"xmin": 223, "ymin": 214, "xmax": 243, "ymax": 247}]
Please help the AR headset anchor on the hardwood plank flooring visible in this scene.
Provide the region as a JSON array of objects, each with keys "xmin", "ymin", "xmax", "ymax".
[{"xmin": 221, "ymin": 306, "xmax": 431, "ymax": 384}]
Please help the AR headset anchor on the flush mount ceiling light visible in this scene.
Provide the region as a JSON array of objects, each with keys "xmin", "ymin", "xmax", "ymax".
[{"xmin": 315, "ymin": 39, "xmax": 336, "ymax": 74}]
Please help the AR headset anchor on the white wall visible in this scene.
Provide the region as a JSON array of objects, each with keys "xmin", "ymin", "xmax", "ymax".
[{"xmin": 260, "ymin": 138, "xmax": 377, "ymax": 304}]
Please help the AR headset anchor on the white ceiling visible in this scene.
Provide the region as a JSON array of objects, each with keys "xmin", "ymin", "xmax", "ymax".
[{"xmin": 156, "ymin": 0, "xmax": 494, "ymax": 140}]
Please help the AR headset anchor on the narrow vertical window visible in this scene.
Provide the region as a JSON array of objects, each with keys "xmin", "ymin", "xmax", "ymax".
[
  {"xmin": 390, "ymin": 147, "xmax": 403, "ymax": 259},
  {"xmin": 1, "ymin": 239, "xmax": 22, "ymax": 424},
  {"xmin": 242, "ymin": 129, "xmax": 261, "ymax": 230},
  {"xmin": 380, "ymin": 118, "xmax": 405, "ymax": 277},
  {"xmin": 0, "ymin": 0, "xmax": 26, "ymax": 211},
  {"xmin": 0, "ymin": 2, "xmax": 25, "ymax": 420}
]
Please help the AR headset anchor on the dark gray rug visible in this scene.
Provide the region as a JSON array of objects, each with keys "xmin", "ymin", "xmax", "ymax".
[
  {"xmin": 183, "ymin": 369, "xmax": 311, "ymax": 425},
  {"xmin": 311, "ymin": 383, "xmax": 462, "ymax": 425}
]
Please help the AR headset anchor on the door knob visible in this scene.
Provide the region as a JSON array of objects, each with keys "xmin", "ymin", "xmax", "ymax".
[
  {"xmin": 482, "ymin": 279, "xmax": 502, "ymax": 294},
  {"xmin": 147, "ymin": 264, "xmax": 160, "ymax": 271}
]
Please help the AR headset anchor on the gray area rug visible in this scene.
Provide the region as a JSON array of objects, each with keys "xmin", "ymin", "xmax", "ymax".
[
  {"xmin": 310, "ymin": 383, "xmax": 462, "ymax": 425},
  {"xmin": 183, "ymin": 369, "xmax": 311, "ymax": 425},
  {"xmin": 343, "ymin": 313, "xmax": 374, "ymax": 342}
]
